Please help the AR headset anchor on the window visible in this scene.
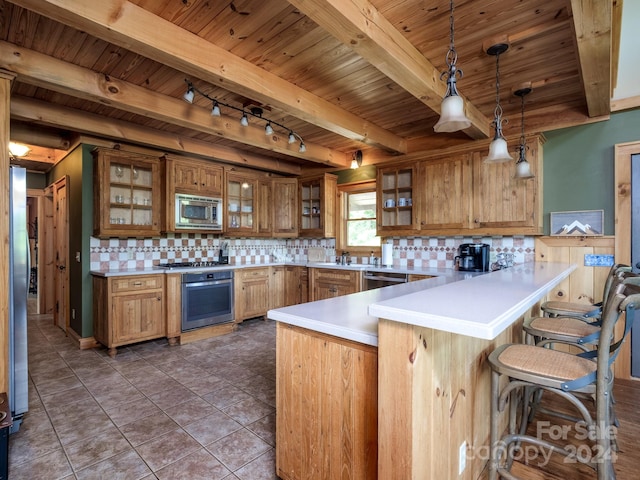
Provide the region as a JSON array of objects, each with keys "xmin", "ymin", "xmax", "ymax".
[{"xmin": 339, "ymin": 182, "xmax": 380, "ymax": 250}]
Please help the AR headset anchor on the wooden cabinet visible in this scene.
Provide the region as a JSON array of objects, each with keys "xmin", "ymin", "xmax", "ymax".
[
  {"xmin": 225, "ymin": 172, "xmax": 258, "ymax": 235},
  {"xmin": 272, "ymin": 178, "xmax": 298, "ymax": 237},
  {"xmin": 257, "ymin": 179, "xmax": 273, "ymax": 236},
  {"xmin": 471, "ymin": 136, "xmax": 543, "ymax": 234},
  {"xmin": 377, "ymin": 163, "xmax": 418, "ymax": 235},
  {"xmin": 299, "ymin": 173, "xmax": 337, "ymax": 238},
  {"xmin": 234, "ymin": 267, "xmax": 270, "ymax": 322},
  {"xmin": 270, "ymin": 266, "xmax": 286, "ymax": 310},
  {"xmin": 408, "ymin": 274, "xmax": 435, "ymax": 282},
  {"xmin": 284, "ymin": 266, "xmax": 308, "ymax": 306},
  {"xmin": 419, "ymin": 154, "xmax": 472, "ymax": 233},
  {"xmin": 93, "ymin": 274, "xmax": 165, "ymax": 356},
  {"xmin": 309, "ymin": 268, "xmax": 361, "ymax": 301},
  {"xmin": 93, "ymin": 148, "xmax": 162, "ymax": 237},
  {"xmin": 171, "ymin": 157, "xmax": 222, "ymax": 196},
  {"xmin": 276, "ymin": 323, "xmax": 378, "ymax": 480}
]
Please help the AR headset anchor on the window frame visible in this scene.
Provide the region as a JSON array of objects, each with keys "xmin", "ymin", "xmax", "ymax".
[{"xmin": 337, "ymin": 180, "xmax": 380, "ymax": 256}]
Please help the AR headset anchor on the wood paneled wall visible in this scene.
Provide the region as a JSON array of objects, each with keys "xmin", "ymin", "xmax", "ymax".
[{"xmin": 534, "ymin": 236, "xmax": 635, "ymax": 379}]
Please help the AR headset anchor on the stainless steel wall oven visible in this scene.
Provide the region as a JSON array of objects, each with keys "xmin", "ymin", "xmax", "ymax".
[{"xmin": 181, "ymin": 270, "xmax": 234, "ymax": 331}]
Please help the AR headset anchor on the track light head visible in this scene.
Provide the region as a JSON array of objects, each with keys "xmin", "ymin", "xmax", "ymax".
[
  {"xmin": 211, "ymin": 101, "xmax": 221, "ymax": 116},
  {"xmin": 265, "ymin": 123, "xmax": 274, "ymax": 135},
  {"xmin": 183, "ymin": 85, "xmax": 195, "ymax": 104},
  {"xmin": 240, "ymin": 112, "xmax": 249, "ymax": 127},
  {"xmin": 299, "ymin": 142, "xmax": 306, "ymax": 153},
  {"xmin": 288, "ymin": 132, "xmax": 296, "ymax": 144}
]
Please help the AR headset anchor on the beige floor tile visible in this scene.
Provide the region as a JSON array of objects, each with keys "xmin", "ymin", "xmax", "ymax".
[
  {"xmin": 146, "ymin": 383, "xmax": 199, "ymax": 410},
  {"xmin": 40, "ymin": 385, "xmax": 92, "ymax": 409},
  {"xmin": 104, "ymin": 397, "xmax": 161, "ymax": 427},
  {"xmin": 8, "ymin": 418, "xmax": 60, "ymax": 468},
  {"xmin": 202, "ymin": 384, "xmax": 253, "ymax": 409},
  {"xmin": 246, "ymin": 412, "xmax": 276, "ymax": 446},
  {"xmin": 75, "ymin": 449, "xmax": 152, "ymax": 480},
  {"xmin": 135, "ymin": 428, "xmax": 201, "ymax": 472},
  {"xmin": 163, "ymin": 397, "xmax": 218, "ymax": 426},
  {"xmin": 119, "ymin": 411, "xmax": 179, "ymax": 447},
  {"xmin": 233, "ymin": 448, "xmax": 277, "ymax": 480},
  {"xmin": 155, "ymin": 448, "xmax": 231, "ymax": 480},
  {"xmin": 183, "ymin": 410, "xmax": 242, "ymax": 446},
  {"xmin": 182, "ymin": 374, "xmax": 228, "ymax": 396},
  {"xmin": 33, "ymin": 374, "xmax": 84, "ymax": 396},
  {"xmin": 207, "ymin": 428, "xmax": 272, "ymax": 472},
  {"xmin": 64, "ymin": 424, "xmax": 130, "ymax": 470},
  {"xmin": 221, "ymin": 396, "xmax": 275, "ymax": 426},
  {"xmin": 8, "ymin": 447, "xmax": 73, "ymax": 480}
]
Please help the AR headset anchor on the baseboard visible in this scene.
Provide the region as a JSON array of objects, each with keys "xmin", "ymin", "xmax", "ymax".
[{"xmin": 67, "ymin": 328, "xmax": 100, "ymax": 350}]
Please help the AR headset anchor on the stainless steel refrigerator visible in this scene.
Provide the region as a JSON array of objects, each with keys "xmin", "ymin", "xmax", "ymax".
[{"xmin": 9, "ymin": 166, "xmax": 28, "ymax": 432}]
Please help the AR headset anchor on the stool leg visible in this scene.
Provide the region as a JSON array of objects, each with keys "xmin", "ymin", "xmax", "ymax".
[{"xmin": 490, "ymin": 369, "xmax": 501, "ymax": 480}]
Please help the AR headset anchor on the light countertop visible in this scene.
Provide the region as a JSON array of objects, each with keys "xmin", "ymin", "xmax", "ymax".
[{"xmin": 268, "ymin": 262, "xmax": 576, "ymax": 346}]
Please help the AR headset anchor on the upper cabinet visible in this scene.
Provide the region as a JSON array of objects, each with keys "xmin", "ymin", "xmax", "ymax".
[
  {"xmin": 171, "ymin": 157, "xmax": 223, "ymax": 197},
  {"xmin": 471, "ymin": 136, "xmax": 543, "ymax": 234},
  {"xmin": 93, "ymin": 148, "xmax": 162, "ymax": 238},
  {"xmin": 225, "ymin": 171, "xmax": 258, "ymax": 235},
  {"xmin": 419, "ymin": 154, "xmax": 472, "ymax": 233},
  {"xmin": 271, "ymin": 178, "xmax": 299, "ymax": 237},
  {"xmin": 299, "ymin": 173, "xmax": 337, "ymax": 238},
  {"xmin": 377, "ymin": 163, "xmax": 419, "ymax": 236}
]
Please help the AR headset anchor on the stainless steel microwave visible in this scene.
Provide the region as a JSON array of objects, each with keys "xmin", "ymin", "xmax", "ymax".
[{"xmin": 175, "ymin": 193, "xmax": 222, "ymax": 230}]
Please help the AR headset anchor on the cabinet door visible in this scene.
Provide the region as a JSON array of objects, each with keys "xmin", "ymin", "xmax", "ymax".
[
  {"xmin": 94, "ymin": 149, "xmax": 161, "ymax": 237},
  {"xmin": 112, "ymin": 291, "xmax": 164, "ymax": 344},
  {"xmin": 235, "ymin": 268, "xmax": 270, "ymax": 321},
  {"xmin": 420, "ymin": 154, "xmax": 472, "ymax": 232},
  {"xmin": 257, "ymin": 179, "xmax": 272, "ymax": 236},
  {"xmin": 173, "ymin": 162, "xmax": 201, "ymax": 194},
  {"xmin": 272, "ymin": 178, "xmax": 298, "ymax": 237},
  {"xmin": 270, "ymin": 266, "xmax": 286, "ymax": 309},
  {"xmin": 226, "ymin": 173, "xmax": 257, "ymax": 235},
  {"xmin": 284, "ymin": 266, "xmax": 308, "ymax": 306},
  {"xmin": 299, "ymin": 173, "xmax": 337, "ymax": 238},
  {"xmin": 377, "ymin": 163, "xmax": 418, "ymax": 235},
  {"xmin": 200, "ymin": 164, "xmax": 223, "ymax": 196},
  {"xmin": 471, "ymin": 137, "xmax": 542, "ymax": 234}
]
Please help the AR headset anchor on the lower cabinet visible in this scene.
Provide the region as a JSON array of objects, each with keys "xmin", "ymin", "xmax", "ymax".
[
  {"xmin": 276, "ymin": 323, "xmax": 378, "ymax": 480},
  {"xmin": 93, "ymin": 274, "xmax": 165, "ymax": 357},
  {"xmin": 309, "ymin": 268, "xmax": 362, "ymax": 301},
  {"xmin": 284, "ymin": 266, "xmax": 308, "ymax": 306},
  {"xmin": 234, "ymin": 267, "xmax": 270, "ymax": 322},
  {"xmin": 270, "ymin": 266, "xmax": 287, "ymax": 310}
]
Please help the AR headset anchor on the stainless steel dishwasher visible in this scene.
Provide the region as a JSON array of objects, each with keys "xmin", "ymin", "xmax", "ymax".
[{"xmin": 363, "ymin": 270, "xmax": 408, "ymax": 290}]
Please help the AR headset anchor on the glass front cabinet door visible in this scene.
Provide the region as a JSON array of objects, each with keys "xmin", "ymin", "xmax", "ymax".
[{"xmin": 93, "ymin": 148, "xmax": 162, "ymax": 238}]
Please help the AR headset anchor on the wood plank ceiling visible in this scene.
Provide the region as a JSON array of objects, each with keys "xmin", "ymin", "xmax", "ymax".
[{"xmin": 0, "ymin": 0, "xmax": 612, "ymax": 174}]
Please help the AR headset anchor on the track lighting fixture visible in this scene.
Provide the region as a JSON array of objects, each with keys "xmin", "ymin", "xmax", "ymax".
[
  {"xmin": 351, "ymin": 150, "xmax": 363, "ymax": 169},
  {"xmin": 183, "ymin": 79, "xmax": 305, "ymax": 153},
  {"xmin": 433, "ymin": 0, "xmax": 472, "ymax": 133},
  {"xmin": 9, "ymin": 142, "xmax": 30, "ymax": 158},
  {"xmin": 484, "ymin": 42, "xmax": 513, "ymax": 163},
  {"xmin": 514, "ymin": 85, "xmax": 534, "ymax": 179}
]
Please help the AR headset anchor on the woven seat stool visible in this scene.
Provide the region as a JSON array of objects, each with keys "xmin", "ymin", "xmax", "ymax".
[
  {"xmin": 488, "ymin": 284, "xmax": 640, "ymax": 480},
  {"xmin": 541, "ymin": 264, "xmax": 630, "ymax": 320}
]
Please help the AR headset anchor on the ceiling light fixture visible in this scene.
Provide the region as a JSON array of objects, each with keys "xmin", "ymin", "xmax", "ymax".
[
  {"xmin": 183, "ymin": 79, "xmax": 305, "ymax": 153},
  {"xmin": 351, "ymin": 150, "xmax": 363, "ymax": 169},
  {"xmin": 514, "ymin": 85, "xmax": 534, "ymax": 179},
  {"xmin": 433, "ymin": 0, "xmax": 472, "ymax": 133},
  {"xmin": 9, "ymin": 142, "xmax": 30, "ymax": 158},
  {"xmin": 484, "ymin": 42, "xmax": 513, "ymax": 163}
]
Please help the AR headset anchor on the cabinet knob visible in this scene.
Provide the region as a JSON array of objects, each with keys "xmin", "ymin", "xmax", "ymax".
[{"xmin": 157, "ymin": 297, "xmax": 161, "ymax": 301}]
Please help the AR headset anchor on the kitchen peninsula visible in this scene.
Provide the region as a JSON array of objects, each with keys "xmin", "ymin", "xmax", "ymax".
[{"xmin": 269, "ymin": 262, "xmax": 575, "ymax": 480}]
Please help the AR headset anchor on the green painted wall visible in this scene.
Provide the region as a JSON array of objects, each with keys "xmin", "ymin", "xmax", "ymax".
[
  {"xmin": 47, "ymin": 144, "xmax": 94, "ymax": 337},
  {"xmin": 542, "ymin": 109, "xmax": 640, "ymax": 235}
]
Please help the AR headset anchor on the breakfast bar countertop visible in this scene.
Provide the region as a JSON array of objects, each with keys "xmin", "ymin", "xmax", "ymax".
[{"xmin": 268, "ymin": 262, "xmax": 576, "ymax": 346}]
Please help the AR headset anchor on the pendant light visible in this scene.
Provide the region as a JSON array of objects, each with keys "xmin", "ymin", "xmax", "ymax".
[
  {"xmin": 433, "ymin": 0, "xmax": 472, "ymax": 133},
  {"xmin": 514, "ymin": 86, "xmax": 534, "ymax": 179},
  {"xmin": 350, "ymin": 150, "xmax": 363, "ymax": 169},
  {"xmin": 483, "ymin": 42, "xmax": 513, "ymax": 163}
]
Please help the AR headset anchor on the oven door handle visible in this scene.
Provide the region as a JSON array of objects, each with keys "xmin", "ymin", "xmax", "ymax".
[
  {"xmin": 184, "ymin": 279, "xmax": 232, "ymax": 288},
  {"xmin": 363, "ymin": 274, "xmax": 407, "ymax": 283}
]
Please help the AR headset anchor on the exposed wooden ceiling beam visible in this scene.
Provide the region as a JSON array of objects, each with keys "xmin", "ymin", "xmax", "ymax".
[
  {"xmin": 0, "ymin": 41, "xmax": 347, "ymax": 168},
  {"xmin": 10, "ymin": 96, "xmax": 303, "ymax": 175},
  {"xmin": 569, "ymin": 0, "xmax": 612, "ymax": 117},
  {"xmin": 9, "ymin": 0, "xmax": 407, "ymax": 154},
  {"xmin": 287, "ymin": 0, "xmax": 491, "ymax": 140}
]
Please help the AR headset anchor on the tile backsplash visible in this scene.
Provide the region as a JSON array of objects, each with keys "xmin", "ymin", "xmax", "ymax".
[{"xmin": 90, "ymin": 234, "xmax": 535, "ymax": 271}]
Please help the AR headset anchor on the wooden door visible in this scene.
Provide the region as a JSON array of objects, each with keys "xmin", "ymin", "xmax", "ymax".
[
  {"xmin": 112, "ymin": 291, "xmax": 164, "ymax": 344},
  {"xmin": 53, "ymin": 177, "xmax": 69, "ymax": 331}
]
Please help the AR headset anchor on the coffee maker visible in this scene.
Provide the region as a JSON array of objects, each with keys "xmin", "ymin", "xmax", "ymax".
[{"xmin": 455, "ymin": 243, "xmax": 490, "ymax": 272}]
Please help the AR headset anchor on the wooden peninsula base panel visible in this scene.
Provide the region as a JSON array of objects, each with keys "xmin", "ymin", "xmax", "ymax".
[
  {"xmin": 377, "ymin": 317, "xmax": 523, "ymax": 479},
  {"xmin": 276, "ymin": 323, "xmax": 378, "ymax": 480}
]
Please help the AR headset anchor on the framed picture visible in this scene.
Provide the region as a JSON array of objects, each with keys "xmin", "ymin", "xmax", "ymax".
[{"xmin": 550, "ymin": 210, "xmax": 604, "ymax": 236}]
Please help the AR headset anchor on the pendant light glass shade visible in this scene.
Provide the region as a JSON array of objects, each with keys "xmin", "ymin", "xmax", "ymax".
[
  {"xmin": 484, "ymin": 134, "xmax": 512, "ymax": 163},
  {"xmin": 9, "ymin": 141, "xmax": 30, "ymax": 157},
  {"xmin": 183, "ymin": 86, "xmax": 195, "ymax": 104},
  {"xmin": 211, "ymin": 101, "xmax": 221, "ymax": 116},
  {"xmin": 434, "ymin": 95, "xmax": 471, "ymax": 132},
  {"xmin": 515, "ymin": 152, "xmax": 534, "ymax": 179},
  {"xmin": 434, "ymin": 0, "xmax": 471, "ymax": 133}
]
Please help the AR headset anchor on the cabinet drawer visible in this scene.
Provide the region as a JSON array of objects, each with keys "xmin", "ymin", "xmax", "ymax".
[
  {"xmin": 112, "ymin": 275, "xmax": 163, "ymax": 293},
  {"xmin": 237, "ymin": 268, "xmax": 270, "ymax": 280},
  {"xmin": 314, "ymin": 269, "xmax": 359, "ymax": 285}
]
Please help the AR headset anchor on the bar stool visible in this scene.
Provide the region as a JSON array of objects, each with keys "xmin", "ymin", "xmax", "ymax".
[
  {"xmin": 540, "ymin": 264, "xmax": 630, "ymax": 320},
  {"xmin": 488, "ymin": 283, "xmax": 640, "ymax": 480}
]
